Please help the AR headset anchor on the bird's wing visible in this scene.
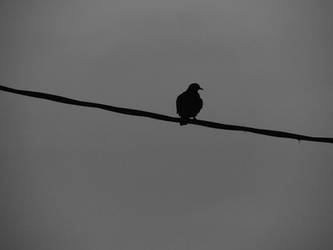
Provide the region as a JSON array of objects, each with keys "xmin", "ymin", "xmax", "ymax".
[{"xmin": 176, "ymin": 92, "xmax": 184, "ymax": 114}]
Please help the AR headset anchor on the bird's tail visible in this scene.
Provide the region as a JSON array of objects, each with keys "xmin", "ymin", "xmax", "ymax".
[{"xmin": 179, "ymin": 117, "xmax": 188, "ymax": 126}]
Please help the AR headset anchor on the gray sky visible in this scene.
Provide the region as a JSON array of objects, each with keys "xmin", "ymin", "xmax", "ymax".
[{"xmin": 1, "ymin": 0, "xmax": 333, "ymax": 249}]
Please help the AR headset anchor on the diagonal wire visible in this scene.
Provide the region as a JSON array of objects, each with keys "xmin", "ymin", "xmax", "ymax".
[{"xmin": 1, "ymin": 84, "xmax": 332, "ymax": 144}]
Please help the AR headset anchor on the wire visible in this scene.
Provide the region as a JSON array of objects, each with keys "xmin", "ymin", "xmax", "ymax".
[{"xmin": 1, "ymin": 84, "xmax": 332, "ymax": 144}]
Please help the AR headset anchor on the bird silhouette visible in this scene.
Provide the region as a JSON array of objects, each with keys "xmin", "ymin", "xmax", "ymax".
[{"xmin": 176, "ymin": 83, "xmax": 203, "ymax": 125}]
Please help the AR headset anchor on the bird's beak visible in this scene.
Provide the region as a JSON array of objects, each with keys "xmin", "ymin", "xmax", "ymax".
[{"xmin": 199, "ymin": 87, "xmax": 203, "ymax": 90}]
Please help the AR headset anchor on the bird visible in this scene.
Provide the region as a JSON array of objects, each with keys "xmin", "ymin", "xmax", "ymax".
[{"xmin": 176, "ymin": 83, "xmax": 203, "ymax": 125}]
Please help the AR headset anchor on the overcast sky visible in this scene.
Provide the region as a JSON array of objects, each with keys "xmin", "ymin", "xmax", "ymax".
[{"xmin": 1, "ymin": 0, "xmax": 333, "ymax": 249}]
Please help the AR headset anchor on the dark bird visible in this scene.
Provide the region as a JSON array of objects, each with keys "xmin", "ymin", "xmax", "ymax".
[{"xmin": 176, "ymin": 83, "xmax": 203, "ymax": 125}]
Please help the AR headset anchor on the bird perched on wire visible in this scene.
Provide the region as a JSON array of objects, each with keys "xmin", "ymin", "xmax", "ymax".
[{"xmin": 176, "ymin": 83, "xmax": 203, "ymax": 125}]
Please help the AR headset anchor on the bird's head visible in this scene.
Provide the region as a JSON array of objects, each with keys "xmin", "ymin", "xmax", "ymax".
[{"xmin": 187, "ymin": 83, "xmax": 203, "ymax": 92}]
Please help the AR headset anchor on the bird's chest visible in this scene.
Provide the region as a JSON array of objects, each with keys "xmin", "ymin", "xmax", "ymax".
[{"xmin": 178, "ymin": 93, "xmax": 202, "ymax": 116}]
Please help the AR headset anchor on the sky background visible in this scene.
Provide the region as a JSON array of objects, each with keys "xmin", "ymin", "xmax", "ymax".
[{"xmin": 1, "ymin": 0, "xmax": 333, "ymax": 249}]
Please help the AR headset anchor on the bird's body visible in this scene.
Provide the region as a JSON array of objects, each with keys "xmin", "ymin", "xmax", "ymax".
[{"xmin": 176, "ymin": 83, "xmax": 203, "ymax": 125}]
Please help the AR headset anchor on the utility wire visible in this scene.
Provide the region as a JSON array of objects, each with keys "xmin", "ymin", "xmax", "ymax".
[{"xmin": 1, "ymin": 84, "xmax": 332, "ymax": 144}]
